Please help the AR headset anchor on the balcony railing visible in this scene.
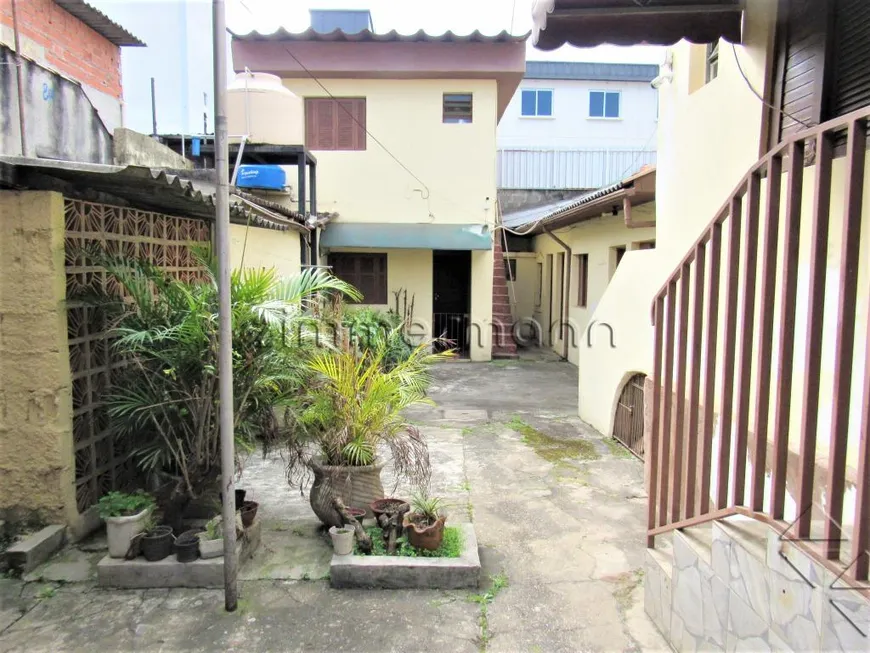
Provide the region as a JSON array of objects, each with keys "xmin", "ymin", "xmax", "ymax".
[{"xmin": 648, "ymin": 105, "xmax": 870, "ymax": 587}]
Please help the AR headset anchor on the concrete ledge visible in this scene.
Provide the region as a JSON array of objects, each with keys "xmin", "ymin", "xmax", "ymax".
[
  {"xmin": 330, "ymin": 523, "xmax": 480, "ymax": 589},
  {"xmin": 6, "ymin": 525, "xmax": 65, "ymax": 573},
  {"xmin": 97, "ymin": 518, "xmax": 261, "ymax": 589}
]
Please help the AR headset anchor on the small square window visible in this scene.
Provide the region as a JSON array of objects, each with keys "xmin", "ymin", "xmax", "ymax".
[
  {"xmin": 520, "ymin": 89, "xmax": 553, "ymax": 117},
  {"xmin": 589, "ymin": 90, "xmax": 620, "ymax": 119},
  {"xmin": 443, "ymin": 93, "xmax": 473, "ymax": 123}
]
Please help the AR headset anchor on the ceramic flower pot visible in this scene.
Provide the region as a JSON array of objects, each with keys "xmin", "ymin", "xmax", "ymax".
[
  {"xmin": 309, "ymin": 460, "xmax": 385, "ymax": 528},
  {"xmin": 240, "ymin": 501, "xmax": 259, "ymax": 528},
  {"xmin": 106, "ymin": 507, "xmax": 152, "ymax": 559},
  {"xmin": 370, "ymin": 498, "xmax": 409, "ymax": 521},
  {"xmin": 197, "ymin": 534, "xmax": 224, "ymax": 559},
  {"xmin": 329, "ymin": 525, "xmax": 355, "ymax": 556},
  {"xmin": 141, "ymin": 526, "xmax": 174, "ymax": 561},
  {"xmin": 404, "ymin": 514, "xmax": 446, "ymax": 551}
]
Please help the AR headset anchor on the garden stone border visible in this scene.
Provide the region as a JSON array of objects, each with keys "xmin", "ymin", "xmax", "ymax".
[{"xmin": 329, "ymin": 522, "xmax": 480, "ymax": 589}]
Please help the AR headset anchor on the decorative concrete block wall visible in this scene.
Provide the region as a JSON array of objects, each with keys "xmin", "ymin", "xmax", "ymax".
[{"xmin": 645, "ymin": 516, "xmax": 870, "ymax": 652}]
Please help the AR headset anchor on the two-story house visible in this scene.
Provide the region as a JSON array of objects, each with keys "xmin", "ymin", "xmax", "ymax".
[
  {"xmin": 497, "ymin": 61, "xmax": 659, "ymax": 190},
  {"xmin": 231, "ymin": 26, "xmax": 526, "ymax": 360},
  {"xmin": 0, "ymin": 0, "xmax": 142, "ymax": 160}
]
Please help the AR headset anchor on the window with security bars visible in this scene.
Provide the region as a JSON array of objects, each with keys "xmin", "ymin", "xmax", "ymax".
[
  {"xmin": 305, "ymin": 98, "xmax": 366, "ymax": 150},
  {"xmin": 443, "ymin": 93, "xmax": 473, "ymax": 123},
  {"xmin": 327, "ymin": 253, "xmax": 387, "ymax": 304}
]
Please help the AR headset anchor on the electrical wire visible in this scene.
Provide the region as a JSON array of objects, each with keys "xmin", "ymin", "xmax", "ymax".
[
  {"xmin": 509, "ymin": 0, "xmax": 518, "ymax": 35},
  {"xmin": 281, "ymin": 45, "xmax": 432, "ymax": 197},
  {"xmin": 731, "ymin": 43, "xmax": 812, "ymax": 130}
]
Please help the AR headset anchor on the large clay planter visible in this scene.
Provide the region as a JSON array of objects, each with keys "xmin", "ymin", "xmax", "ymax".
[
  {"xmin": 309, "ymin": 460, "xmax": 384, "ymax": 528},
  {"xmin": 404, "ymin": 514, "xmax": 446, "ymax": 551},
  {"xmin": 106, "ymin": 508, "xmax": 152, "ymax": 559}
]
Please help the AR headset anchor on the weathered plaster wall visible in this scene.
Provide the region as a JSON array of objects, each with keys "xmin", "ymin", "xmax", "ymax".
[
  {"xmin": 0, "ymin": 45, "xmax": 112, "ymax": 162},
  {"xmin": 113, "ymin": 128, "xmax": 192, "ymax": 169},
  {"xmin": 0, "ymin": 191, "xmax": 76, "ymax": 527},
  {"xmin": 229, "ymin": 224, "xmax": 302, "ymax": 279}
]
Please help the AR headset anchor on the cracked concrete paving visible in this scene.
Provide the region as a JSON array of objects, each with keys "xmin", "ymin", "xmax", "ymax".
[{"xmin": 0, "ymin": 356, "xmax": 669, "ymax": 652}]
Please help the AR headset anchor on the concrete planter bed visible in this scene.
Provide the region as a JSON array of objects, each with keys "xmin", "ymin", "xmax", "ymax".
[
  {"xmin": 96, "ymin": 518, "xmax": 261, "ymax": 589},
  {"xmin": 329, "ymin": 523, "xmax": 480, "ymax": 589}
]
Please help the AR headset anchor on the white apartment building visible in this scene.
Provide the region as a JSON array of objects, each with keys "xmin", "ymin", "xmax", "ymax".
[{"xmin": 497, "ymin": 61, "xmax": 660, "ymax": 189}]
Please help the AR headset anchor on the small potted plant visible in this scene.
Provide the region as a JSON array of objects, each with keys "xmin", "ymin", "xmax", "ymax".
[
  {"xmin": 370, "ymin": 498, "xmax": 409, "ymax": 521},
  {"xmin": 240, "ymin": 500, "xmax": 259, "ymax": 528},
  {"xmin": 97, "ymin": 491, "xmax": 155, "ymax": 558},
  {"xmin": 140, "ymin": 518, "xmax": 174, "ymax": 562},
  {"xmin": 404, "ymin": 492, "xmax": 446, "ymax": 551},
  {"xmin": 174, "ymin": 529, "xmax": 200, "ymax": 562},
  {"xmin": 329, "ymin": 525, "xmax": 355, "ymax": 555},
  {"xmin": 198, "ymin": 517, "xmax": 224, "ymax": 559}
]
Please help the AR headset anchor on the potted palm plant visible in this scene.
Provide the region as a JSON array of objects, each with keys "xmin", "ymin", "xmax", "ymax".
[
  {"xmin": 97, "ymin": 491, "xmax": 155, "ymax": 558},
  {"xmin": 92, "ymin": 249, "xmax": 359, "ymax": 532},
  {"xmin": 404, "ymin": 491, "xmax": 447, "ymax": 551},
  {"xmin": 285, "ymin": 337, "xmax": 452, "ymax": 528}
]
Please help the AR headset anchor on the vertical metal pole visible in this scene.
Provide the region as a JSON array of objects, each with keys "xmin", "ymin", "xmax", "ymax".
[
  {"xmin": 212, "ymin": 0, "xmax": 237, "ymax": 612},
  {"xmin": 11, "ymin": 0, "xmax": 28, "ymax": 156},
  {"xmin": 151, "ymin": 77, "xmax": 158, "ymax": 137}
]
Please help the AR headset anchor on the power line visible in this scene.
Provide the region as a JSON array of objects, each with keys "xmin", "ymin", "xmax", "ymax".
[{"xmin": 509, "ymin": 0, "xmax": 518, "ymax": 34}]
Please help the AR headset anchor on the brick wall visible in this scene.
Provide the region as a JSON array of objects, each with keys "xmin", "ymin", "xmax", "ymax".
[{"xmin": 0, "ymin": 0, "xmax": 121, "ymax": 98}]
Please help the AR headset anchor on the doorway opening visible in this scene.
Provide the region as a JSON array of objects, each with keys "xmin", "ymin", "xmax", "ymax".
[{"xmin": 433, "ymin": 250, "xmax": 471, "ymax": 356}]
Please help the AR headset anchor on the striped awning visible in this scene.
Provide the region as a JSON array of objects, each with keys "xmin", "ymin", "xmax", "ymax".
[
  {"xmin": 531, "ymin": 0, "xmax": 743, "ymax": 50},
  {"xmin": 320, "ymin": 223, "xmax": 492, "ymax": 250}
]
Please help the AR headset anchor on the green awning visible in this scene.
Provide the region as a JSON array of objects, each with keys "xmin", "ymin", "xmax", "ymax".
[{"xmin": 320, "ymin": 223, "xmax": 492, "ymax": 250}]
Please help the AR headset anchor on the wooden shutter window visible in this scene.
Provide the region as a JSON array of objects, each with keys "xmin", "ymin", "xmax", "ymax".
[
  {"xmin": 327, "ymin": 253, "xmax": 387, "ymax": 304},
  {"xmin": 828, "ymin": 0, "xmax": 870, "ymax": 118},
  {"xmin": 305, "ymin": 98, "xmax": 366, "ymax": 150}
]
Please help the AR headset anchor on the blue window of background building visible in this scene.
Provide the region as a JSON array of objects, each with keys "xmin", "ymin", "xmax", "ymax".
[
  {"xmin": 521, "ymin": 89, "xmax": 553, "ymax": 117},
  {"xmin": 589, "ymin": 90, "xmax": 620, "ymax": 118}
]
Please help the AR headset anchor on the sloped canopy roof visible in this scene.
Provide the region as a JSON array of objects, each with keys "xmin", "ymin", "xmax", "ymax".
[
  {"xmin": 53, "ymin": 0, "xmax": 144, "ymax": 46},
  {"xmin": 531, "ymin": 0, "xmax": 743, "ymax": 50},
  {"xmin": 230, "ymin": 28, "xmax": 528, "ymax": 44}
]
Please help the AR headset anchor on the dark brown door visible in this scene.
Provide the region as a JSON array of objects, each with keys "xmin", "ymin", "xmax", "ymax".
[{"xmin": 433, "ymin": 251, "xmax": 471, "ymax": 354}]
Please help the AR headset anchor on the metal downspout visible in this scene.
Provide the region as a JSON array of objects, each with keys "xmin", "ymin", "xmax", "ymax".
[
  {"xmin": 11, "ymin": 0, "xmax": 27, "ymax": 156},
  {"xmin": 544, "ymin": 228, "xmax": 571, "ymax": 361}
]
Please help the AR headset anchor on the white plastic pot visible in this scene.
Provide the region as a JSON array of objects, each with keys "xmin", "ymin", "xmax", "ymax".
[
  {"xmin": 329, "ymin": 525, "xmax": 355, "ymax": 556},
  {"xmin": 105, "ymin": 508, "xmax": 151, "ymax": 558},
  {"xmin": 198, "ymin": 534, "xmax": 225, "ymax": 559}
]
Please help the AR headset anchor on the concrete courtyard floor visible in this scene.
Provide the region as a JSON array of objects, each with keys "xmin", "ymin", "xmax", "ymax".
[{"xmin": 0, "ymin": 355, "xmax": 668, "ymax": 652}]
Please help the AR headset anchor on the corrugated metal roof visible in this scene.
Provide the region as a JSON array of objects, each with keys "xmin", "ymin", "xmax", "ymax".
[
  {"xmin": 310, "ymin": 9, "xmax": 373, "ymax": 34},
  {"xmin": 0, "ymin": 157, "xmax": 303, "ymax": 231},
  {"xmin": 525, "ymin": 61, "xmax": 658, "ymax": 82},
  {"xmin": 502, "ymin": 182, "xmax": 625, "ymax": 229},
  {"xmin": 53, "ymin": 0, "xmax": 145, "ymax": 46},
  {"xmin": 230, "ymin": 27, "xmax": 529, "ymax": 43}
]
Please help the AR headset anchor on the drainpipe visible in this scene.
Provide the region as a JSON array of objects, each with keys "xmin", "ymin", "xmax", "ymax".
[
  {"xmin": 544, "ymin": 228, "xmax": 571, "ymax": 361},
  {"xmin": 11, "ymin": 0, "xmax": 28, "ymax": 156}
]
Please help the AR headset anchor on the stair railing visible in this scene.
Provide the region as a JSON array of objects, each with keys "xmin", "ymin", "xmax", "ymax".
[{"xmin": 648, "ymin": 105, "xmax": 870, "ymax": 587}]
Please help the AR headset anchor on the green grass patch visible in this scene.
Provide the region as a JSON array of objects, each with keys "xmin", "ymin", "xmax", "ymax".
[
  {"xmin": 603, "ymin": 437, "xmax": 635, "ymax": 459},
  {"xmin": 468, "ymin": 572, "xmax": 509, "ymax": 650},
  {"xmin": 354, "ymin": 526, "xmax": 464, "ymax": 558},
  {"xmin": 507, "ymin": 416, "xmax": 600, "ymax": 462}
]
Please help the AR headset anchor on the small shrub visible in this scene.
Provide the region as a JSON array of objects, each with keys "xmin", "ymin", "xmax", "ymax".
[{"xmin": 97, "ymin": 491, "xmax": 154, "ymax": 519}]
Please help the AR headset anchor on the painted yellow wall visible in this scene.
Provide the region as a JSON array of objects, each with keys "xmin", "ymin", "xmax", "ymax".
[
  {"xmin": 505, "ymin": 252, "xmax": 538, "ymax": 338},
  {"xmin": 579, "ymin": 0, "xmax": 869, "ymax": 507},
  {"xmin": 281, "ymin": 78, "xmax": 498, "ymax": 226},
  {"xmin": 577, "ymin": 1, "xmax": 777, "ymax": 436},
  {"xmin": 525, "ymin": 211, "xmax": 655, "ymax": 365},
  {"xmin": 0, "ymin": 191, "xmax": 77, "ymax": 527},
  {"xmin": 229, "ymin": 223, "xmax": 302, "ymax": 278}
]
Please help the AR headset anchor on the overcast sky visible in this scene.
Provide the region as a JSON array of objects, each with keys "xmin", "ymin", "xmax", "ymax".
[{"xmin": 228, "ymin": 0, "xmax": 664, "ymax": 64}]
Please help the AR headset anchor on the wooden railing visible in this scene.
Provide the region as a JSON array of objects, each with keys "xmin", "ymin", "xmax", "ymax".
[{"xmin": 648, "ymin": 105, "xmax": 870, "ymax": 586}]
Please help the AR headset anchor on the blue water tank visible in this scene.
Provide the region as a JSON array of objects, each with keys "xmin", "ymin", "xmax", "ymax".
[{"xmin": 236, "ymin": 165, "xmax": 286, "ymax": 190}]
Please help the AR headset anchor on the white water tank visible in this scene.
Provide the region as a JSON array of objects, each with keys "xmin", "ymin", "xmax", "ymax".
[{"xmin": 227, "ymin": 72, "xmax": 304, "ymax": 145}]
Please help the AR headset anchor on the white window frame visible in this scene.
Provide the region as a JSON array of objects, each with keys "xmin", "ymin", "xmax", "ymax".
[
  {"xmin": 520, "ymin": 88, "xmax": 555, "ymax": 119},
  {"xmin": 588, "ymin": 89, "xmax": 622, "ymax": 120}
]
